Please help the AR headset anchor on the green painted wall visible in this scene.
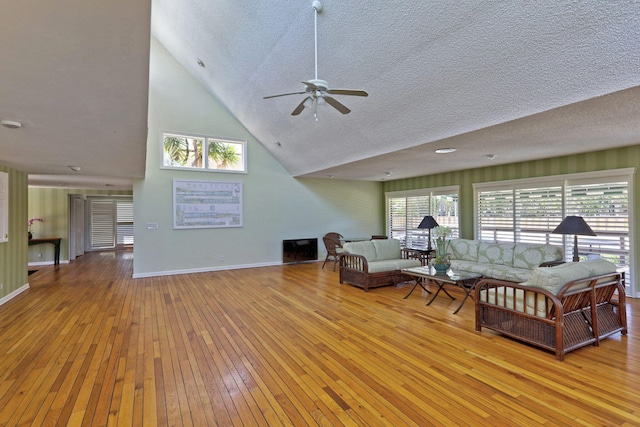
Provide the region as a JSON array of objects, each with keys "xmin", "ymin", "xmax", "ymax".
[
  {"xmin": 383, "ymin": 146, "xmax": 639, "ymax": 236},
  {"xmin": 383, "ymin": 145, "xmax": 640, "ymax": 290},
  {"xmin": 0, "ymin": 165, "xmax": 28, "ymax": 298},
  {"xmin": 27, "ymin": 188, "xmax": 132, "ymax": 264},
  {"xmin": 133, "ymin": 38, "xmax": 383, "ymax": 276}
]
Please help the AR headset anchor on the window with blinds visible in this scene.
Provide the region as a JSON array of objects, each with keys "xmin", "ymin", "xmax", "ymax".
[
  {"xmin": 87, "ymin": 197, "xmax": 134, "ymax": 251},
  {"xmin": 565, "ymin": 181, "xmax": 629, "ymax": 267},
  {"xmin": 116, "ymin": 200, "xmax": 134, "ymax": 245},
  {"xmin": 386, "ymin": 187, "xmax": 459, "ymax": 248},
  {"xmin": 475, "ymin": 170, "xmax": 632, "ymax": 271}
]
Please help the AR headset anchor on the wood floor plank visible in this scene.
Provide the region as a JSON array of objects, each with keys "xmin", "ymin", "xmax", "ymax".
[{"xmin": 2, "ymin": 250, "xmax": 640, "ymax": 426}]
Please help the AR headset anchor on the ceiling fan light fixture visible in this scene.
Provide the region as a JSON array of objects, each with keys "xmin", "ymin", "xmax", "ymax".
[{"xmin": 263, "ymin": 1, "xmax": 367, "ymax": 118}]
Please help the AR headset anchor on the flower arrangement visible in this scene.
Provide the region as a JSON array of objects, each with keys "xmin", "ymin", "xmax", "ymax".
[
  {"xmin": 28, "ymin": 217, "xmax": 44, "ymax": 232},
  {"xmin": 432, "ymin": 225, "xmax": 453, "ymax": 265}
]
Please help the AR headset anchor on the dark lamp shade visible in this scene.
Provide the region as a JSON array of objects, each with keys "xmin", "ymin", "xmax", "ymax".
[
  {"xmin": 418, "ymin": 215, "xmax": 439, "ymax": 229},
  {"xmin": 552, "ymin": 216, "xmax": 596, "ymax": 236}
]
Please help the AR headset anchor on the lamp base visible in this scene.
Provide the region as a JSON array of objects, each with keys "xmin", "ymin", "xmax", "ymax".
[{"xmin": 572, "ymin": 235, "xmax": 580, "ymax": 262}]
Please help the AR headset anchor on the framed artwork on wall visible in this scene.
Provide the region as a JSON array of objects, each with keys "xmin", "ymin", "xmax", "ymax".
[{"xmin": 173, "ymin": 179, "xmax": 243, "ymax": 229}]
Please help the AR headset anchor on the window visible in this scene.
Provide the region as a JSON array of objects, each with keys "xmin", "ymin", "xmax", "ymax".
[
  {"xmin": 475, "ymin": 169, "xmax": 634, "ymax": 294},
  {"xmin": 386, "ymin": 186, "xmax": 459, "ymax": 248},
  {"xmin": 86, "ymin": 197, "xmax": 134, "ymax": 251},
  {"xmin": 162, "ymin": 132, "xmax": 246, "ymax": 173}
]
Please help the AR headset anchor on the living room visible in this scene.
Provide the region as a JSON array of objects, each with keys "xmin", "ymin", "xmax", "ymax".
[{"xmin": 1, "ymin": 1, "xmax": 640, "ymax": 424}]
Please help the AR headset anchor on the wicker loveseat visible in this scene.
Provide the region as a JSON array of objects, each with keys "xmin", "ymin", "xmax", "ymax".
[
  {"xmin": 339, "ymin": 239, "xmax": 421, "ymax": 291},
  {"xmin": 448, "ymin": 239, "xmax": 564, "ymax": 282},
  {"xmin": 475, "ymin": 259, "xmax": 627, "ymax": 360}
]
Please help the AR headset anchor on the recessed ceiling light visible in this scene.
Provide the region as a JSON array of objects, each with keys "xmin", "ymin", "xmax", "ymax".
[
  {"xmin": 385, "ymin": 171, "xmax": 392, "ymax": 176},
  {"xmin": 434, "ymin": 148, "xmax": 457, "ymax": 154},
  {"xmin": 68, "ymin": 166, "xmax": 81, "ymax": 172},
  {"xmin": 1, "ymin": 119, "xmax": 22, "ymax": 129},
  {"xmin": 485, "ymin": 154, "xmax": 496, "ymax": 160}
]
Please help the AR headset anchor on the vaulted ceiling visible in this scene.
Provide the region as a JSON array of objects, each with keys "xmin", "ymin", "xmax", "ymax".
[{"xmin": 2, "ymin": 1, "xmax": 640, "ymax": 188}]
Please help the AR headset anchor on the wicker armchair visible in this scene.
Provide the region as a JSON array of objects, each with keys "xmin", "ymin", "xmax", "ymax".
[
  {"xmin": 475, "ymin": 271, "xmax": 626, "ymax": 360},
  {"xmin": 322, "ymin": 234, "xmax": 344, "ymax": 271}
]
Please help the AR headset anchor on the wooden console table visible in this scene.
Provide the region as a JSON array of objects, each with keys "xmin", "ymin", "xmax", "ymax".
[{"xmin": 28, "ymin": 237, "xmax": 61, "ymax": 265}]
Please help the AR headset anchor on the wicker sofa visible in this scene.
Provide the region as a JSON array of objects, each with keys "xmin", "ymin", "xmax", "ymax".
[
  {"xmin": 339, "ymin": 238, "xmax": 421, "ymax": 291},
  {"xmin": 475, "ymin": 259, "xmax": 627, "ymax": 360},
  {"xmin": 448, "ymin": 239, "xmax": 564, "ymax": 282}
]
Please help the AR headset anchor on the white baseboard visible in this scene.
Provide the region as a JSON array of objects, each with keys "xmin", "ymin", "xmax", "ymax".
[
  {"xmin": 0, "ymin": 283, "xmax": 30, "ymax": 307},
  {"xmin": 131, "ymin": 261, "xmax": 283, "ymax": 279},
  {"xmin": 28, "ymin": 260, "xmax": 68, "ymax": 266}
]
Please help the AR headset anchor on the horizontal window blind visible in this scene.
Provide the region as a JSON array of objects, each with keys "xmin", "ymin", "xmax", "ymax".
[
  {"xmin": 477, "ymin": 188, "xmax": 514, "ymax": 242},
  {"xmin": 565, "ymin": 181, "xmax": 629, "ymax": 267},
  {"xmin": 515, "ymin": 186, "xmax": 563, "ymax": 245},
  {"xmin": 475, "ymin": 171, "xmax": 631, "ymax": 273},
  {"xmin": 386, "ymin": 188, "xmax": 459, "ymax": 248}
]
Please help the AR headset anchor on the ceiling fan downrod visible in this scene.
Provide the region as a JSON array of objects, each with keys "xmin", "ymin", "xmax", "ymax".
[{"xmin": 312, "ymin": 1, "xmax": 322, "ymax": 81}]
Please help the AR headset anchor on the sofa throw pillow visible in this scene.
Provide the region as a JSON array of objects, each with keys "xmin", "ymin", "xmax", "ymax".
[
  {"xmin": 526, "ymin": 262, "xmax": 592, "ymax": 295},
  {"xmin": 477, "ymin": 242, "xmax": 514, "ymax": 266},
  {"xmin": 449, "ymin": 239, "xmax": 479, "ymax": 261},
  {"xmin": 583, "ymin": 259, "xmax": 618, "ymax": 277},
  {"xmin": 343, "ymin": 241, "xmax": 378, "ymax": 261},
  {"xmin": 513, "ymin": 243, "xmax": 563, "ymax": 269},
  {"xmin": 372, "ymin": 238, "xmax": 401, "ymax": 261}
]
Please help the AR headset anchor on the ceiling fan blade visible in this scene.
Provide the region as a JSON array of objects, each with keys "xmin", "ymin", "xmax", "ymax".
[
  {"xmin": 263, "ymin": 91, "xmax": 307, "ymax": 99},
  {"xmin": 327, "ymin": 89, "xmax": 368, "ymax": 97},
  {"xmin": 323, "ymin": 96, "xmax": 351, "ymax": 114},
  {"xmin": 291, "ymin": 97, "xmax": 311, "ymax": 115}
]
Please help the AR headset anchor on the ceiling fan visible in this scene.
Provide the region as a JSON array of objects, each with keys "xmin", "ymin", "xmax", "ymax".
[{"xmin": 263, "ymin": 1, "xmax": 368, "ymax": 119}]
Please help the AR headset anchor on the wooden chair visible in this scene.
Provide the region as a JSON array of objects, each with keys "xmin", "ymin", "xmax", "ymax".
[{"xmin": 322, "ymin": 234, "xmax": 344, "ymax": 271}]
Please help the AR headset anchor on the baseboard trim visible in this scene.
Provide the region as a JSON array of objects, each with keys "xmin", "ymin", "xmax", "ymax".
[
  {"xmin": 0, "ymin": 283, "xmax": 30, "ymax": 307},
  {"xmin": 131, "ymin": 261, "xmax": 283, "ymax": 279}
]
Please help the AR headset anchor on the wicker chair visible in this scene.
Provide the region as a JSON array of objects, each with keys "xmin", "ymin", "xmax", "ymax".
[
  {"xmin": 322, "ymin": 234, "xmax": 344, "ymax": 271},
  {"xmin": 475, "ymin": 271, "xmax": 627, "ymax": 360}
]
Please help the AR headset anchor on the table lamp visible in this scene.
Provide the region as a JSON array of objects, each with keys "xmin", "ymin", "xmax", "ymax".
[
  {"xmin": 418, "ymin": 215, "xmax": 439, "ymax": 251},
  {"xmin": 552, "ymin": 216, "xmax": 596, "ymax": 262}
]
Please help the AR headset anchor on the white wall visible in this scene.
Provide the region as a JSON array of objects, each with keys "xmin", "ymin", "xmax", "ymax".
[{"xmin": 132, "ymin": 38, "xmax": 383, "ymax": 277}]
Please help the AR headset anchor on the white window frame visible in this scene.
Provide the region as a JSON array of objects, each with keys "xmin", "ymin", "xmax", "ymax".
[
  {"xmin": 474, "ymin": 168, "xmax": 635, "ymax": 297},
  {"xmin": 385, "ymin": 185, "xmax": 460, "ymax": 249},
  {"xmin": 160, "ymin": 131, "xmax": 247, "ymax": 174}
]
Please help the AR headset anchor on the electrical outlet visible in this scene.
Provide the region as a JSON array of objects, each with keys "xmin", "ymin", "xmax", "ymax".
[{"xmin": 38, "ymin": 253, "xmax": 42, "ymax": 258}]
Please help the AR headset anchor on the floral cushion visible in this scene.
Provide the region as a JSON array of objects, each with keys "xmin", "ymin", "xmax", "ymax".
[
  {"xmin": 524, "ymin": 260, "xmax": 617, "ymax": 295},
  {"xmin": 477, "ymin": 242, "xmax": 514, "ymax": 266},
  {"xmin": 449, "ymin": 239, "xmax": 479, "ymax": 261},
  {"xmin": 513, "ymin": 243, "xmax": 563, "ymax": 269}
]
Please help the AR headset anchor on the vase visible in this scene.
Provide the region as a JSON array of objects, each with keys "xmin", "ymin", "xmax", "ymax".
[
  {"xmin": 433, "ymin": 263, "xmax": 450, "ymax": 273},
  {"xmin": 28, "ymin": 231, "xmax": 33, "ymax": 240}
]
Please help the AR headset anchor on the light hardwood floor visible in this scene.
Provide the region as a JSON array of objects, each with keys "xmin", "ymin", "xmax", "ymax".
[{"xmin": 1, "ymin": 250, "xmax": 638, "ymax": 426}]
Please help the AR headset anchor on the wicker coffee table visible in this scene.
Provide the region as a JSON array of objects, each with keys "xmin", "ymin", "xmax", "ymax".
[{"xmin": 401, "ymin": 266, "xmax": 482, "ymax": 314}]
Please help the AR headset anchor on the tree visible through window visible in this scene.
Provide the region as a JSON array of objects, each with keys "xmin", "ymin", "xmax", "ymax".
[{"xmin": 162, "ymin": 133, "xmax": 246, "ymax": 172}]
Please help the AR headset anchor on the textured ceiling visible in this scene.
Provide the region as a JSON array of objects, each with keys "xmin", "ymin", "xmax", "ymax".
[
  {"xmin": 1, "ymin": 1, "xmax": 640, "ymax": 189},
  {"xmin": 0, "ymin": 0, "xmax": 150, "ymax": 189},
  {"xmin": 153, "ymin": 0, "xmax": 640, "ymax": 181}
]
